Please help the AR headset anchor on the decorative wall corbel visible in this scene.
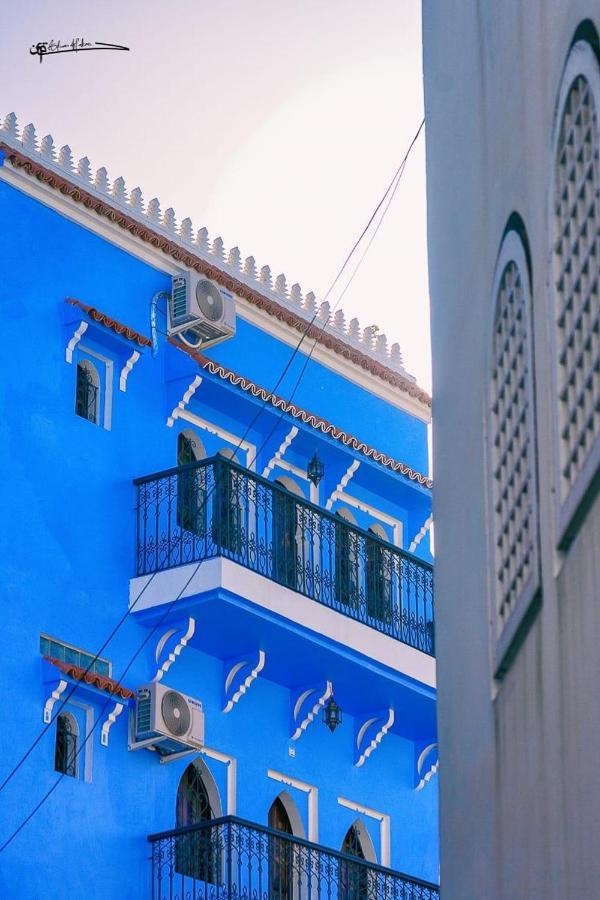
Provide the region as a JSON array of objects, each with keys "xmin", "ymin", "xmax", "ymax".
[
  {"xmin": 43, "ymin": 679, "xmax": 68, "ymax": 724},
  {"xmin": 354, "ymin": 708, "xmax": 394, "ymax": 767},
  {"xmin": 153, "ymin": 617, "xmax": 196, "ymax": 682},
  {"xmin": 222, "ymin": 650, "xmax": 265, "ymax": 713},
  {"xmin": 290, "ymin": 681, "xmax": 333, "ymax": 740},
  {"xmin": 415, "ymin": 742, "xmax": 439, "ymax": 791},
  {"xmin": 100, "ymin": 701, "xmax": 125, "ymax": 747}
]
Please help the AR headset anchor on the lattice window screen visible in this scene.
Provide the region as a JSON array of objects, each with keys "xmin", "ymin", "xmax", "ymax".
[
  {"xmin": 553, "ymin": 74, "xmax": 600, "ymax": 501},
  {"xmin": 491, "ymin": 261, "xmax": 536, "ymax": 630}
]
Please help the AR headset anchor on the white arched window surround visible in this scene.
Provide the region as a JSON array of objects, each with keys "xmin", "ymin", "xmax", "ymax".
[
  {"xmin": 487, "ymin": 228, "xmax": 540, "ymax": 670},
  {"xmin": 550, "ymin": 37, "xmax": 600, "ymax": 548}
]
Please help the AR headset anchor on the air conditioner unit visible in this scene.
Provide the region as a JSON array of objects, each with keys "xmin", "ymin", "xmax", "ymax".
[
  {"xmin": 131, "ymin": 682, "xmax": 204, "ymax": 756},
  {"xmin": 169, "ymin": 272, "xmax": 236, "ymax": 350}
]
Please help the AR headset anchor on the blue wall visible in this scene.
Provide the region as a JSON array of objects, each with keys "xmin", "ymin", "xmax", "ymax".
[{"xmin": 0, "ymin": 177, "xmax": 437, "ymax": 897}]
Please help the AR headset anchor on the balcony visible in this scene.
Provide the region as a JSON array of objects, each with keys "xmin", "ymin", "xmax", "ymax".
[
  {"xmin": 148, "ymin": 816, "xmax": 440, "ymax": 899},
  {"xmin": 134, "ymin": 456, "xmax": 434, "ymax": 656}
]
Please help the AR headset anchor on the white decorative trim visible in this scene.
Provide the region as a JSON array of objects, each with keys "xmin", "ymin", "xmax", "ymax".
[
  {"xmin": 100, "ymin": 701, "xmax": 125, "ymax": 747},
  {"xmin": 268, "ymin": 769, "xmax": 319, "ymax": 842},
  {"xmin": 291, "ymin": 681, "xmax": 333, "ymax": 740},
  {"xmin": 175, "ymin": 408, "xmax": 256, "ymax": 471},
  {"xmin": 330, "ymin": 490, "xmax": 403, "ymax": 547},
  {"xmin": 262, "ymin": 426, "xmax": 298, "ymax": 478},
  {"xmin": 355, "ymin": 709, "xmax": 395, "ymax": 767},
  {"xmin": 153, "ymin": 617, "xmax": 195, "ymax": 682},
  {"xmin": 337, "ymin": 796, "xmax": 391, "ymax": 867},
  {"xmin": 200, "ymin": 746, "xmax": 237, "ymax": 815},
  {"xmin": 130, "ymin": 559, "xmax": 437, "ymax": 688},
  {"xmin": 325, "ymin": 460, "xmax": 360, "ymax": 510},
  {"xmin": 415, "ymin": 743, "xmax": 439, "ymax": 792},
  {"xmin": 271, "ymin": 457, "xmax": 318, "ymax": 503},
  {"xmin": 43, "ymin": 679, "xmax": 68, "ymax": 723},
  {"xmin": 65, "ymin": 320, "xmax": 88, "ymax": 363},
  {"xmin": 119, "ymin": 350, "xmax": 140, "ymax": 392},
  {"xmin": 166, "ymin": 375, "xmax": 202, "ymax": 427},
  {"xmin": 409, "ymin": 514, "xmax": 433, "ymax": 554},
  {"xmin": 223, "ymin": 650, "xmax": 266, "ymax": 713}
]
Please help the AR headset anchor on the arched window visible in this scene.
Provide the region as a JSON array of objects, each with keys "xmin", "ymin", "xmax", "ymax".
[
  {"xmin": 366, "ymin": 523, "xmax": 392, "ymax": 625},
  {"xmin": 489, "ymin": 229, "xmax": 538, "ymax": 651},
  {"xmin": 551, "ymin": 36, "xmax": 600, "ymax": 540},
  {"xmin": 339, "ymin": 821, "xmax": 375, "ymax": 898},
  {"xmin": 175, "ymin": 760, "xmax": 220, "ymax": 883},
  {"xmin": 272, "ymin": 477, "xmax": 304, "ymax": 591},
  {"xmin": 268, "ymin": 794, "xmax": 301, "ymax": 899},
  {"xmin": 177, "ymin": 430, "xmax": 206, "ymax": 536},
  {"xmin": 54, "ymin": 712, "xmax": 78, "ymax": 778},
  {"xmin": 75, "ymin": 359, "xmax": 99, "ymax": 424},
  {"xmin": 335, "ymin": 507, "xmax": 359, "ymax": 610}
]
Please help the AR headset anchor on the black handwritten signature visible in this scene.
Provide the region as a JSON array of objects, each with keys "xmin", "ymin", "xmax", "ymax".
[{"xmin": 30, "ymin": 39, "xmax": 129, "ymax": 63}]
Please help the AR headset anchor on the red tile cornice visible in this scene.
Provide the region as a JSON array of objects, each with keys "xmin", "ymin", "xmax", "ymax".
[
  {"xmin": 170, "ymin": 337, "xmax": 433, "ymax": 488},
  {"xmin": 45, "ymin": 657, "xmax": 135, "ymax": 700},
  {"xmin": 66, "ymin": 297, "xmax": 152, "ymax": 347}
]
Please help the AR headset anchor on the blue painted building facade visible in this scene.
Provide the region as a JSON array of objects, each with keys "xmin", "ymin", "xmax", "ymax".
[{"xmin": 0, "ymin": 114, "xmax": 438, "ymax": 899}]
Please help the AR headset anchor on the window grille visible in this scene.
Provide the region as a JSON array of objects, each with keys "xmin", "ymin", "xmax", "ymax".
[
  {"xmin": 40, "ymin": 634, "xmax": 111, "ymax": 677},
  {"xmin": 552, "ymin": 69, "xmax": 600, "ymax": 507},
  {"xmin": 490, "ymin": 259, "xmax": 537, "ymax": 632},
  {"xmin": 54, "ymin": 713, "xmax": 78, "ymax": 777},
  {"xmin": 75, "ymin": 360, "xmax": 99, "ymax": 424},
  {"xmin": 339, "ymin": 824, "xmax": 369, "ymax": 899},
  {"xmin": 175, "ymin": 763, "xmax": 217, "ymax": 883}
]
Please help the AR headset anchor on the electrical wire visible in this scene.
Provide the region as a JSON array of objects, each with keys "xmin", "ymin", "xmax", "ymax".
[{"xmin": 0, "ymin": 118, "xmax": 424, "ymax": 852}]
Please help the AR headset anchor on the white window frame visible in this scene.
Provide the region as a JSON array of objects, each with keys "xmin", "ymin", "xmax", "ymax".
[
  {"xmin": 549, "ymin": 38, "xmax": 600, "ymax": 548},
  {"xmin": 486, "ymin": 230, "xmax": 540, "ymax": 673},
  {"xmin": 77, "ymin": 344, "xmax": 113, "ymax": 431}
]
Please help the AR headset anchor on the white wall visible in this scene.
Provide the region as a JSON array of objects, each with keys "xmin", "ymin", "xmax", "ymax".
[{"xmin": 423, "ymin": 3, "xmax": 600, "ymax": 897}]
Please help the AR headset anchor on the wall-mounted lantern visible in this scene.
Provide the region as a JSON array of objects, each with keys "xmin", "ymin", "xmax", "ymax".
[
  {"xmin": 307, "ymin": 451, "xmax": 324, "ymax": 487},
  {"xmin": 322, "ymin": 696, "xmax": 342, "ymax": 733}
]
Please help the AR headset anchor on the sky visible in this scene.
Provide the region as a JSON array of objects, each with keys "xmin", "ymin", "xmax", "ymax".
[{"xmin": 1, "ymin": 0, "xmax": 430, "ymax": 390}]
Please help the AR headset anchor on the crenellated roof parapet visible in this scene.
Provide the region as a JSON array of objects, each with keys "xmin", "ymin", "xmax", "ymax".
[{"xmin": 0, "ymin": 113, "xmax": 430, "ymax": 408}]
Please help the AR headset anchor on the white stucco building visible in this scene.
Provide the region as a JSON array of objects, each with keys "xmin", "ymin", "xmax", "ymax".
[{"xmin": 423, "ymin": 4, "xmax": 600, "ymax": 898}]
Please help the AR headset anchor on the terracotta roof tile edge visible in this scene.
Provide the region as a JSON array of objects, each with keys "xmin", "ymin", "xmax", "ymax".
[
  {"xmin": 66, "ymin": 297, "xmax": 152, "ymax": 347},
  {"xmin": 45, "ymin": 656, "xmax": 135, "ymax": 700},
  {"xmin": 169, "ymin": 337, "xmax": 433, "ymax": 489}
]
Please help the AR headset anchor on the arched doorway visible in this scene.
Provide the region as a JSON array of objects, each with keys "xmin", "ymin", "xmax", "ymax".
[
  {"xmin": 175, "ymin": 760, "xmax": 220, "ymax": 883},
  {"xmin": 268, "ymin": 792, "xmax": 302, "ymax": 899},
  {"xmin": 366, "ymin": 523, "xmax": 393, "ymax": 624},
  {"xmin": 335, "ymin": 507, "xmax": 359, "ymax": 610},
  {"xmin": 273, "ymin": 477, "xmax": 304, "ymax": 591},
  {"xmin": 339, "ymin": 820, "xmax": 375, "ymax": 898},
  {"xmin": 212, "ymin": 447, "xmax": 244, "ymax": 556},
  {"xmin": 177, "ymin": 430, "xmax": 207, "ymax": 536}
]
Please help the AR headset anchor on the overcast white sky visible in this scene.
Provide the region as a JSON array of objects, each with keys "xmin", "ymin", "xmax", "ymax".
[{"xmin": 2, "ymin": 0, "xmax": 430, "ymax": 390}]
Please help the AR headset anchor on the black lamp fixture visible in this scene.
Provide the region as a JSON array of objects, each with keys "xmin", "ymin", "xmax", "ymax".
[
  {"xmin": 322, "ymin": 696, "xmax": 342, "ymax": 733},
  {"xmin": 307, "ymin": 450, "xmax": 324, "ymax": 487}
]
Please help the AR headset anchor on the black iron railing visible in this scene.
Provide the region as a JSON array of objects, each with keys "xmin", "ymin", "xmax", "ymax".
[
  {"xmin": 134, "ymin": 456, "xmax": 434, "ymax": 655},
  {"xmin": 148, "ymin": 816, "xmax": 440, "ymax": 900}
]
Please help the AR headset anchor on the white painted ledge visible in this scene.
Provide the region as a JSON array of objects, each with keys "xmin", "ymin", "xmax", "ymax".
[{"xmin": 129, "ymin": 558, "xmax": 436, "ymax": 688}]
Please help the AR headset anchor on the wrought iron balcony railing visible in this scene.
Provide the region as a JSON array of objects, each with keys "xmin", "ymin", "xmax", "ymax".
[
  {"xmin": 134, "ymin": 456, "xmax": 434, "ymax": 655},
  {"xmin": 148, "ymin": 816, "xmax": 440, "ymax": 900}
]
